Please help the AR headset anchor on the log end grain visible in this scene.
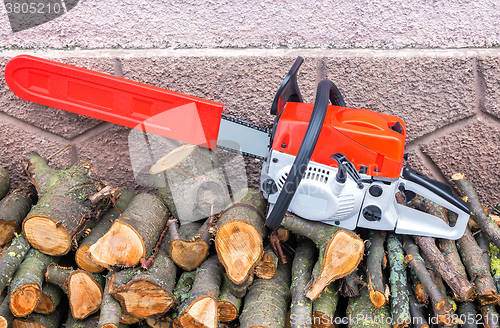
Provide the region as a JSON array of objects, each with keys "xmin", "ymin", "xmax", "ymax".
[
  {"xmin": 112, "ymin": 280, "xmax": 174, "ymax": 318},
  {"xmin": 169, "ymin": 239, "xmax": 210, "ymax": 272},
  {"xmin": 89, "ymin": 219, "xmax": 145, "ymax": 268},
  {"xmin": 68, "ymin": 271, "xmax": 103, "ymax": 319},
  {"xmin": 175, "ymin": 296, "xmax": 217, "ymax": 328},
  {"xmin": 22, "ymin": 216, "xmax": 71, "ymax": 256},
  {"xmin": 0, "ymin": 220, "xmax": 21, "ymax": 247},
  {"xmin": 254, "ymin": 253, "xmax": 277, "ymax": 280},
  {"xmin": 149, "ymin": 144, "xmax": 197, "ymax": 174},
  {"xmin": 0, "ymin": 317, "xmax": 10, "ymax": 328},
  {"xmin": 451, "ymin": 173, "xmax": 466, "ymax": 181},
  {"xmin": 215, "ymin": 220, "xmax": 263, "ymax": 285},
  {"xmin": 33, "ymin": 293, "xmax": 55, "ymax": 314},
  {"xmin": 10, "ymin": 283, "xmax": 41, "ymax": 317},
  {"xmin": 75, "ymin": 244, "xmax": 105, "ymax": 273},
  {"xmin": 217, "ymin": 300, "xmax": 239, "ymax": 323},
  {"xmin": 369, "ymin": 288, "xmax": 387, "ymax": 308},
  {"xmin": 306, "ymin": 230, "xmax": 364, "ymax": 301}
]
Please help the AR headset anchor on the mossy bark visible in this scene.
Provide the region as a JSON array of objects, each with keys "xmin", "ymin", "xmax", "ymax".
[
  {"xmin": 281, "ymin": 213, "xmax": 364, "ymax": 301},
  {"xmin": 217, "ymin": 274, "xmax": 242, "ymax": 323},
  {"xmin": 490, "ymin": 244, "xmax": 500, "ymax": 293},
  {"xmin": 386, "ymin": 233, "xmax": 410, "ymax": 328},
  {"xmin": 89, "ymin": 193, "xmax": 168, "ymax": 268},
  {"xmin": 0, "ymin": 166, "xmax": 9, "ymax": 201},
  {"xmin": 75, "ymin": 190, "xmax": 135, "ymax": 273},
  {"xmin": 98, "ymin": 272, "xmax": 122, "ymax": 328},
  {"xmin": 240, "ymin": 262, "xmax": 291, "ymax": 328},
  {"xmin": 172, "ymin": 271, "xmax": 196, "ymax": 311},
  {"xmin": 8, "ymin": 248, "xmax": 56, "ymax": 317},
  {"xmin": 0, "ymin": 233, "xmax": 31, "ymax": 294},
  {"xmin": 408, "ymin": 267, "xmax": 427, "ymax": 304},
  {"xmin": 312, "ymin": 283, "xmax": 338, "ymax": 328},
  {"xmin": 22, "ymin": 152, "xmax": 115, "ymax": 256},
  {"xmin": 0, "ymin": 295, "xmax": 13, "ymax": 328},
  {"xmin": 366, "ymin": 231, "xmax": 388, "ymax": 308},
  {"xmin": 255, "ymin": 242, "xmax": 279, "ymax": 280},
  {"xmin": 290, "ymin": 240, "xmax": 315, "ymax": 328},
  {"xmin": 0, "ymin": 185, "xmax": 37, "ymax": 247},
  {"xmin": 215, "ymin": 188, "xmax": 267, "ymax": 285}
]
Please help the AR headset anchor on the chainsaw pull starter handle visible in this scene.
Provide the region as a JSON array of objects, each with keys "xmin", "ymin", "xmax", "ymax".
[{"xmin": 265, "ymin": 79, "xmax": 345, "ymax": 229}]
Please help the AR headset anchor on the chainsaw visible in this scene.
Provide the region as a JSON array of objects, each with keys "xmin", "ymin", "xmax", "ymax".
[{"xmin": 4, "ymin": 55, "xmax": 470, "ymax": 239}]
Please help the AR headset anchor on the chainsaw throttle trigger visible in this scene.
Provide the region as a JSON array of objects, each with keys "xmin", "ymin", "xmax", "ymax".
[
  {"xmin": 331, "ymin": 153, "xmax": 364, "ymax": 189},
  {"xmin": 265, "ymin": 79, "xmax": 345, "ymax": 230}
]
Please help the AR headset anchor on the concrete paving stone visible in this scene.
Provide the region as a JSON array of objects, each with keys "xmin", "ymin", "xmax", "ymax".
[
  {"xmin": 421, "ymin": 120, "xmax": 500, "ymax": 206},
  {"xmin": 479, "ymin": 56, "xmax": 500, "ymax": 118},
  {"xmin": 404, "ymin": 150, "xmax": 438, "ymax": 181},
  {"xmin": 324, "ymin": 56, "xmax": 476, "ymax": 142},
  {"xmin": 0, "ymin": 56, "xmax": 112, "ymax": 139},
  {"xmin": 0, "ymin": 120, "xmax": 72, "ymax": 190}
]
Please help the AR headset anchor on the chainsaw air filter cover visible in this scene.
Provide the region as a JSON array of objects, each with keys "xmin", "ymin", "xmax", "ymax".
[{"xmin": 271, "ymin": 102, "xmax": 407, "ymax": 179}]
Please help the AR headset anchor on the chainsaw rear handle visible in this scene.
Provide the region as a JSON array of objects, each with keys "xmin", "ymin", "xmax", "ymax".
[{"xmin": 265, "ymin": 79, "xmax": 346, "ymax": 230}]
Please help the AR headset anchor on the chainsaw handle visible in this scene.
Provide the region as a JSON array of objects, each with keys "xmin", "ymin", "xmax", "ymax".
[{"xmin": 266, "ymin": 79, "xmax": 345, "ymax": 229}]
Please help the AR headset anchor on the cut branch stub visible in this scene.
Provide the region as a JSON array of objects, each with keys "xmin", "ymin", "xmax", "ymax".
[
  {"xmin": 97, "ymin": 271, "xmax": 122, "ymax": 328},
  {"xmin": 89, "ymin": 193, "xmax": 168, "ymax": 268},
  {"xmin": 22, "ymin": 152, "xmax": 115, "ymax": 256},
  {"xmin": 281, "ymin": 213, "xmax": 364, "ymax": 301},
  {"xmin": 75, "ymin": 190, "xmax": 136, "ymax": 273},
  {"xmin": 0, "ymin": 184, "xmax": 37, "ymax": 247},
  {"xmin": 215, "ymin": 188, "xmax": 267, "ymax": 285},
  {"xmin": 255, "ymin": 242, "xmax": 279, "ymax": 280},
  {"xmin": 34, "ymin": 283, "xmax": 62, "ymax": 315},
  {"xmin": 150, "ymin": 144, "xmax": 230, "ymax": 223}
]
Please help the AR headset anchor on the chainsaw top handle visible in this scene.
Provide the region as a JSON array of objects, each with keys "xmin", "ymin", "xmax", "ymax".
[{"xmin": 265, "ymin": 79, "xmax": 346, "ymax": 230}]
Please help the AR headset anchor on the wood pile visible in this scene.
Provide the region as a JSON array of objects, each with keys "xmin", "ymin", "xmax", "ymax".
[{"xmin": 1, "ymin": 148, "xmax": 500, "ymax": 328}]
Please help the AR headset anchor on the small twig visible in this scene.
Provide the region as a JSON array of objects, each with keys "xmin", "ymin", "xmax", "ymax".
[
  {"xmin": 270, "ymin": 230, "xmax": 287, "ymax": 264},
  {"xmin": 140, "ymin": 220, "xmax": 170, "ymax": 270},
  {"xmin": 46, "ymin": 143, "xmax": 72, "ymax": 162}
]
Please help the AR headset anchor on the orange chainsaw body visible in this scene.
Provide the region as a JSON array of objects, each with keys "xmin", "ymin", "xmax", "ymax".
[{"xmin": 272, "ymin": 102, "xmax": 406, "ymax": 179}]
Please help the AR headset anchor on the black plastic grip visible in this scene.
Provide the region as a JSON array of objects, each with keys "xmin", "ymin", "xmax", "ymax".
[
  {"xmin": 265, "ymin": 79, "xmax": 346, "ymax": 229},
  {"xmin": 270, "ymin": 57, "xmax": 304, "ymax": 116}
]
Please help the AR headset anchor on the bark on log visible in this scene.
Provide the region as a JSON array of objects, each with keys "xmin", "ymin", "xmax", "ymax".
[
  {"xmin": 457, "ymin": 302, "xmax": 477, "ymax": 328},
  {"xmin": 409, "ymin": 267, "xmax": 427, "ymax": 304},
  {"xmin": 166, "ymin": 216, "xmax": 214, "ymax": 271},
  {"xmin": 217, "ymin": 274, "xmax": 242, "ymax": 323},
  {"xmin": 0, "ymin": 295, "xmax": 13, "ymax": 328},
  {"xmin": 290, "ymin": 240, "xmax": 315, "ymax": 328},
  {"xmin": 456, "ymin": 226, "xmax": 499, "ymax": 305},
  {"xmin": 22, "ymin": 152, "xmax": 115, "ymax": 256},
  {"xmin": 8, "ymin": 248, "xmax": 56, "ymax": 317},
  {"xmin": 109, "ymin": 238, "xmax": 177, "ymax": 319},
  {"xmin": 0, "ymin": 166, "xmax": 9, "ymax": 201},
  {"xmin": 490, "ymin": 244, "xmax": 500, "ymax": 293},
  {"xmin": 172, "ymin": 271, "xmax": 196, "ymax": 311},
  {"xmin": 312, "ymin": 283, "xmax": 338, "ymax": 328},
  {"xmin": 45, "ymin": 263, "xmax": 104, "ymax": 319},
  {"xmin": 0, "ymin": 185, "xmax": 37, "ymax": 247},
  {"xmin": 12, "ymin": 304, "xmax": 65, "ymax": 328},
  {"xmin": 98, "ymin": 272, "xmax": 122, "ymax": 328},
  {"xmin": 0, "ymin": 233, "xmax": 31, "ymax": 293},
  {"xmin": 75, "ymin": 190, "xmax": 136, "ymax": 273},
  {"xmin": 346, "ymin": 279, "xmax": 391, "ymax": 328},
  {"xmin": 386, "ymin": 233, "xmax": 411, "ymax": 328},
  {"xmin": 215, "ymin": 188, "xmax": 267, "ymax": 285},
  {"xmin": 255, "ymin": 242, "xmax": 279, "ymax": 280},
  {"xmin": 366, "ymin": 231, "xmax": 388, "ymax": 308},
  {"xmin": 281, "ymin": 213, "xmax": 364, "ymax": 301},
  {"xmin": 480, "ymin": 305, "xmax": 500, "ymax": 328},
  {"xmin": 239, "ymin": 262, "xmax": 291, "ymax": 328},
  {"xmin": 408, "ymin": 290, "xmax": 429, "ymax": 328},
  {"xmin": 150, "ymin": 144, "xmax": 230, "ymax": 223},
  {"xmin": 89, "ymin": 193, "xmax": 168, "ymax": 268},
  {"xmin": 476, "ymin": 231, "xmax": 492, "ymax": 268},
  {"xmin": 228, "ymin": 274, "xmax": 253, "ymax": 298},
  {"xmin": 453, "ymin": 173, "xmax": 500, "ymax": 250},
  {"xmin": 174, "ymin": 255, "xmax": 224, "ymax": 328},
  {"xmin": 65, "ymin": 313, "xmax": 101, "ymax": 328},
  {"xmin": 34, "ymin": 283, "xmax": 62, "ymax": 314}
]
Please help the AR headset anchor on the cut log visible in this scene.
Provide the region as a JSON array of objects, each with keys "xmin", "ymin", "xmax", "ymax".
[
  {"xmin": 0, "ymin": 185, "xmax": 37, "ymax": 247},
  {"xmin": 366, "ymin": 231, "xmax": 388, "ymax": 308},
  {"xmin": 408, "ymin": 267, "xmax": 427, "ymax": 304},
  {"xmin": 456, "ymin": 225, "xmax": 499, "ymax": 305},
  {"xmin": 0, "ymin": 233, "xmax": 31, "ymax": 293},
  {"xmin": 98, "ymin": 272, "xmax": 122, "ymax": 328},
  {"xmin": 408, "ymin": 290, "xmax": 429, "ymax": 328},
  {"xmin": 0, "ymin": 295, "xmax": 13, "ymax": 328},
  {"xmin": 312, "ymin": 283, "xmax": 338, "ymax": 328},
  {"xmin": 146, "ymin": 315, "xmax": 172, "ymax": 328},
  {"xmin": 453, "ymin": 173, "xmax": 500, "ymax": 250},
  {"xmin": 109, "ymin": 238, "xmax": 177, "ymax": 319},
  {"xmin": 386, "ymin": 233, "xmax": 411, "ymax": 328},
  {"xmin": 255, "ymin": 242, "xmax": 279, "ymax": 280},
  {"xmin": 217, "ymin": 274, "xmax": 242, "ymax": 323},
  {"xmin": 166, "ymin": 216, "xmax": 214, "ymax": 271},
  {"xmin": 215, "ymin": 188, "xmax": 267, "ymax": 285},
  {"xmin": 150, "ymin": 144, "xmax": 230, "ymax": 223},
  {"xmin": 480, "ymin": 305, "xmax": 500, "ymax": 328},
  {"xmin": 277, "ymin": 228, "xmax": 290, "ymax": 243},
  {"xmin": 457, "ymin": 302, "xmax": 478, "ymax": 328},
  {"xmin": 346, "ymin": 276, "xmax": 391, "ymax": 328},
  {"xmin": 75, "ymin": 190, "xmax": 136, "ymax": 273},
  {"xmin": 89, "ymin": 193, "xmax": 168, "ymax": 268},
  {"xmin": 22, "ymin": 152, "xmax": 115, "ymax": 256},
  {"xmin": 172, "ymin": 271, "xmax": 196, "ymax": 311},
  {"xmin": 0, "ymin": 166, "xmax": 9, "ymax": 201},
  {"xmin": 34, "ymin": 283, "xmax": 62, "ymax": 314},
  {"xmin": 8, "ymin": 248, "xmax": 56, "ymax": 317},
  {"xmin": 281, "ymin": 213, "xmax": 364, "ymax": 301},
  {"xmin": 45, "ymin": 263, "xmax": 104, "ymax": 319},
  {"xmin": 174, "ymin": 255, "xmax": 224, "ymax": 328},
  {"xmin": 239, "ymin": 262, "xmax": 291, "ymax": 328},
  {"xmin": 290, "ymin": 240, "xmax": 315, "ymax": 328},
  {"xmin": 12, "ymin": 303, "xmax": 65, "ymax": 328}
]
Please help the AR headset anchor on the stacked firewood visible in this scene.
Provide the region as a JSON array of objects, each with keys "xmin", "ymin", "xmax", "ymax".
[{"xmin": 1, "ymin": 146, "xmax": 500, "ymax": 328}]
